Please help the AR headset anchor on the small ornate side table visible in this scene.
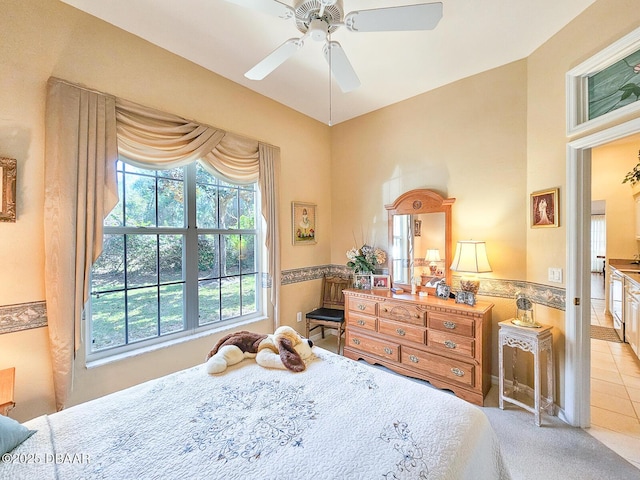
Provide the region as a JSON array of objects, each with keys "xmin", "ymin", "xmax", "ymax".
[{"xmin": 498, "ymin": 320, "xmax": 554, "ymax": 426}]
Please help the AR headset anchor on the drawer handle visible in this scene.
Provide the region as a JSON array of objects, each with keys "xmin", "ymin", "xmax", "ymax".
[
  {"xmin": 357, "ymin": 304, "xmax": 366, "ymax": 311},
  {"xmin": 383, "ymin": 347, "xmax": 393, "ymax": 355},
  {"xmin": 357, "ymin": 320, "xmax": 366, "ymax": 326},
  {"xmin": 352, "ymin": 338, "xmax": 361, "ymax": 345},
  {"xmin": 444, "ymin": 340, "xmax": 457, "ymax": 349},
  {"xmin": 414, "ymin": 313, "xmax": 420, "ymax": 318},
  {"xmin": 451, "ymin": 367, "xmax": 464, "ymax": 377},
  {"xmin": 443, "ymin": 321, "xmax": 457, "ymax": 329},
  {"xmin": 409, "ymin": 355, "xmax": 419, "ymax": 363},
  {"xmin": 382, "ymin": 307, "xmax": 388, "ymax": 312},
  {"xmin": 396, "ymin": 328, "xmax": 406, "ymax": 336}
]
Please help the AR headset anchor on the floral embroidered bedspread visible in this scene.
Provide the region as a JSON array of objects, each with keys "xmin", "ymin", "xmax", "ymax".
[{"xmin": 1, "ymin": 348, "xmax": 510, "ymax": 479}]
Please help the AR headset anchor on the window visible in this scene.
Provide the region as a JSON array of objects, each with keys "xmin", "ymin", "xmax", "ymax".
[{"xmin": 89, "ymin": 159, "xmax": 261, "ymax": 358}]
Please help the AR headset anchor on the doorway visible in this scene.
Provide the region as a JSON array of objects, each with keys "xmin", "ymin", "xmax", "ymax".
[{"xmin": 567, "ymin": 117, "xmax": 640, "ymax": 428}]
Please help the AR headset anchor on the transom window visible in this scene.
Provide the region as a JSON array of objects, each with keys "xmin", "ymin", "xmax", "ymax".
[{"xmin": 89, "ymin": 158, "xmax": 262, "ymax": 358}]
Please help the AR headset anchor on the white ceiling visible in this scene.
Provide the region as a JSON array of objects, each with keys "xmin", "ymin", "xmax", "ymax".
[{"xmin": 60, "ymin": 0, "xmax": 596, "ymax": 125}]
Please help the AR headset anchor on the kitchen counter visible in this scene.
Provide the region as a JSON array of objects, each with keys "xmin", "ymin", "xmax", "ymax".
[{"xmin": 610, "ymin": 260, "xmax": 640, "ymax": 285}]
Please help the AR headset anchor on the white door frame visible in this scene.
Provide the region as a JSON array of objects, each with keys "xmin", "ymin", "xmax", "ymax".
[{"xmin": 566, "ymin": 117, "xmax": 640, "ymax": 427}]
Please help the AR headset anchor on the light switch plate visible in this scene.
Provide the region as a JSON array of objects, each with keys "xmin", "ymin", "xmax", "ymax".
[{"xmin": 548, "ymin": 267, "xmax": 563, "ymax": 283}]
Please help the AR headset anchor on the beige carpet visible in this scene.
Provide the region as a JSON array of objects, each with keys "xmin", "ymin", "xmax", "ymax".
[{"xmin": 591, "ymin": 325, "xmax": 622, "ymax": 343}]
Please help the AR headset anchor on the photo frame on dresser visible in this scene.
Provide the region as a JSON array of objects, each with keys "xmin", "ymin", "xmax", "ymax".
[
  {"xmin": 455, "ymin": 290, "xmax": 476, "ymax": 306},
  {"xmin": 354, "ymin": 274, "xmax": 372, "ymax": 290},
  {"xmin": 371, "ymin": 275, "xmax": 390, "ymax": 290},
  {"xmin": 435, "ymin": 281, "xmax": 450, "ymax": 299}
]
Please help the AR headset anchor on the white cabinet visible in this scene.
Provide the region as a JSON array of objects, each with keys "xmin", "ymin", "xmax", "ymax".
[{"xmin": 624, "ymin": 279, "xmax": 640, "ymax": 357}]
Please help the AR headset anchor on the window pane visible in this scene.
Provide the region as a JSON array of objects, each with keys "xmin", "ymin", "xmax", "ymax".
[
  {"xmin": 124, "ymin": 174, "xmax": 156, "ymax": 227},
  {"xmin": 127, "ymin": 287, "xmax": 159, "ymax": 342},
  {"xmin": 92, "ymin": 234, "xmax": 125, "ymax": 292},
  {"xmin": 160, "ymin": 284, "xmax": 184, "ymax": 335},
  {"xmin": 239, "ymin": 188, "xmax": 256, "ymax": 229},
  {"xmin": 242, "ymin": 274, "xmax": 257, "ymax": 316},
  {"xmin": 240, "ymin": 234, "xmax": 256, "ymax": 274},
  {"xmin": 219, "ymin": 187, "xmax": 238, "ymax": 229},
  {"xmin": 198, "ymin": 279, "xmax": 220, "ymax": 325},
  {"xmin": 159, "ymin": 235, "xmax": 183, "ymax": 283},
  {"xmin": 157, "ymin": 177, "xmax": 184, "ymax": 227},
  {"xmin": 222, "ymin": 234, "xmax": 240, "ymax": 276},
  {"xmin": 127, "ymin": 235, "xmax": 158, "ymax": 287},
  {"xmin": 221, "ymin": 277, "xmax": 241, "ymax": 320},
  {"xmin": 198, "ymin": 234, "xmax": 219, "ymax": 279},
  {"xmin": 195, "ymin": 162, "xmax": 218, "ymax": 185},
  {"xmin": 91, "ymin": 291, "xmax": 126, "ymax": 351},
  {"xmin": 196, "ymin": 183, "xmax": 218, "ymax": 229}
]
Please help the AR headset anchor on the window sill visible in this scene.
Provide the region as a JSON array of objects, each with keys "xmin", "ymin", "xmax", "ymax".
[{"xmin": 85, "ymin": 315, "xmax": 269, "ymax": 369}]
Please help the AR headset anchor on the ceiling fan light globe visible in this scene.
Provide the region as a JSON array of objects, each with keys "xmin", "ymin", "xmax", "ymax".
[{"xmin": 309, "ymin": 18, "xmax": 328, "ymax": 41}]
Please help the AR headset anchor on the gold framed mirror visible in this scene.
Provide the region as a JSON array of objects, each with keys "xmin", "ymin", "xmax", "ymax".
[{"xmin": 385, "ymin": 189, "xmax": 455, "ymax": 292}]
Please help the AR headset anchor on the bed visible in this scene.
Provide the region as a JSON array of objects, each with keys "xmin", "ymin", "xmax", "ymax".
[{"xmin": 1, "ymin": 347, "xmax": 510, "ymax": 479}]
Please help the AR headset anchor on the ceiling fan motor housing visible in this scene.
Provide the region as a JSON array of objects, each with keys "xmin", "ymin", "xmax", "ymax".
[{"xmin": 294, "ymin": 0, "xmax": 343, "ymax": 36}]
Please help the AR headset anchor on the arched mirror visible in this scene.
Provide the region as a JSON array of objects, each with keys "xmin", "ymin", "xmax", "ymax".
[{"xmin": 385, "ymin": 189, "xmax": 455, "ymax": 292}]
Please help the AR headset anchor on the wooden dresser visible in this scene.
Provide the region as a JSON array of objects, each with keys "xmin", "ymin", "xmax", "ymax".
[{"xmin": 343, "ymin": 289, "xmax": 493, "ymax": 406}]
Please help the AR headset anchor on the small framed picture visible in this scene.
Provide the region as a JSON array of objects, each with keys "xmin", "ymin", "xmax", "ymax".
[
  {"xmin": 372, "ymin": 274, "xmax": 390, "ymax": 290},
  {"xmin": 414, "ymin": 219, "xmax": 422, "ymax": 236},
  {"xmin": 354, "ymin": 274, "xmax": 372, "ymax": 290},
  {"xmin": 531, "ymin": 188, "xmax": 559, "ymax": 228},
  {"xmin": 292, "ymin": 202, "xmax": 316, "ymax": 245},
  {"xmin": 435, "ymin": 281, "xmax": 451, "ymax": 300},
  {"xmin": 0, "ymin": 157, "xmax": 17, "ymax": 223},
  {"xmin": 455, "ymin": 291, "xmax": 476, "ymax": 306}
]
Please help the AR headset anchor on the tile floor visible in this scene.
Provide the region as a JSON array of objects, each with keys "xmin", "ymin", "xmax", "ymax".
[{"xmin": 589, "ymin": 274, "xmax": 640, "ymax": 469}]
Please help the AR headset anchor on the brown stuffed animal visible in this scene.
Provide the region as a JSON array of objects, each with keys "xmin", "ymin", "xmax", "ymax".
[
  {"xmin": 205, "ymin": 331, "xmax": 267, "ymax": 374},
  {"xmin": 205, "ymin": 327, "xmax": 313, "ymax": 374}
]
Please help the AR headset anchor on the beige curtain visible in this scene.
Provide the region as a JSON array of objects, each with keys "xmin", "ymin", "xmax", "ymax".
[
  {"xmin": 45, "ymin": 80, "xmax": 281, "ymax": 409},
  {"xmin": 44, "ymin": 79, "xmax": 118, "ymax": 410}
]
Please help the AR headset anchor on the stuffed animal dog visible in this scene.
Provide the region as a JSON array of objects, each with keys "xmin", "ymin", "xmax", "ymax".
[{"xmin": 205, "ymin": 326, "xmax": 313, "ymax": 374}]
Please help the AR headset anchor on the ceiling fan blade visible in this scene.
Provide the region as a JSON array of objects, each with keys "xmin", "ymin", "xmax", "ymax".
[
  {"xmin": 245, "ymin": 38, "xmax": 303, "ymax": 80},
  {"xmin": 323, "ymin": 41, "xmax": 360, "ymax": 93},
  {"xmin": 223, "ymin": 0, "xmax": 293, "ymax": 19},
  {"xmin": 344, "ymin": 2, "xmax": 443, "ymax": 32}
]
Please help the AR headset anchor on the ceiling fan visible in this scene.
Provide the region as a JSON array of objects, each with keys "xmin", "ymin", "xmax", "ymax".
[{"xmin": 224, "ymin": 0, "xmax": 443, "ymax": 92}]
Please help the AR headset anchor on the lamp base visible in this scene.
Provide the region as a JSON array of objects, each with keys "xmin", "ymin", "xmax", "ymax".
[{"xmin": 459, "ymin": 278, "xmax": 480, "ymax": 294}]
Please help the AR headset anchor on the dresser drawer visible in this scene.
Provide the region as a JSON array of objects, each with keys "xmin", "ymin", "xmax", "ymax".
[
  {"xmin": 379, "ymin": 319, "xmax": 426, "ymax": 344},
  {"xmin": 428, "ymin": 312, "xmax": 475, "ymax": 337},
  {"xmin": 347, "ymin": 297, "xmax": 378, "ymax": 316},
  {"xmin": 347, "ymin": 311, "xmax": 377, "ymax": 332},
  {"xmin": 346, "ymin": 331, "xmax": 399, "ymax": 361},
  {"xmin": 401, "ymin": 346, "xmax": 475, "ymax": 388},
  {"xmin": 427, "ymin": 330, "xmax": 475, "ymax": 358},
  {"xmin": 378, "ymin": 300, "xmax": 426, "ymax": 326}
]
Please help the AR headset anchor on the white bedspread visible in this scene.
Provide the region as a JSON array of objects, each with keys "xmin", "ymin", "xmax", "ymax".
[{"xmin": 1, "ymin": 348, "xmax": 510, "ymax": 479}]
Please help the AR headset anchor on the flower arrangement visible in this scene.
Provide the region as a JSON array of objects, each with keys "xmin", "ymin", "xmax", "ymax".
[{"xmin": 346, "ymin": 244, "xmax": 386, "ymax": 274}]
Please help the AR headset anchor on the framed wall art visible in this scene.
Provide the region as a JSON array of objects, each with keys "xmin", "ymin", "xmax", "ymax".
[
  {"xmin": 531, "ymin": 188, "xmax": 559, "ymax": 228},
  {"xmin": 292, "ymin": 202, "xmax": 316, "ymax": 245},
  {"xmin": 567, "ymin": 26, "xmax": 640, "ymax": 134},
  {"xmin": 0, "ymin": 157, "xmax": 16, "ymax": 223}
]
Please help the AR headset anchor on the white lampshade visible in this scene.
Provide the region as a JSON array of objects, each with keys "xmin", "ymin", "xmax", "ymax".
[
  {"xmin": 424, "ymin": 249, "xmax": 441, "ymax": 263},
  {"xmin": 450, "ymin": 241, "xmax": 492, "ymax": 273}
]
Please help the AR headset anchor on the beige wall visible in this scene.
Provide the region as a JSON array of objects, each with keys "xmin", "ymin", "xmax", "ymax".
[
  {"xmin": 0, "ymin": 0, "xmax": 331, "ymax": 421},
  {"xmin": 592, "ymin": 136, "xmax": 640, "ymax": 261}
]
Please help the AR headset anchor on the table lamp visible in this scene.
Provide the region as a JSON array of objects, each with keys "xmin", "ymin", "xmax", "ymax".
[
  {"xmin": 450, "ymin": 240, "xmax": 492, "ymax": 294},
  {"xmin": 424, "ymin": 249, "xmax": 441, "ymax": 275}
]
